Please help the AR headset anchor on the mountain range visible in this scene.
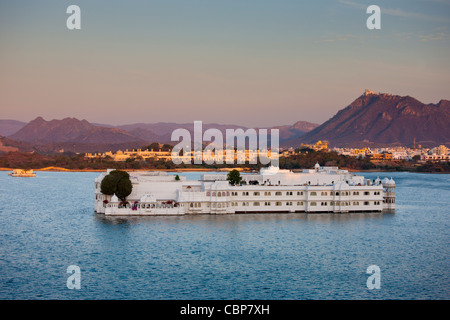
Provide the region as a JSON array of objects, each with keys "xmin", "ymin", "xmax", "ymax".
[
  {"xmin": 296, "ymin": 91, "xmax": 450, "ymax": 147},
  {"xmin": 1, "ymin": 117, "xmax": 319, "ymax": 153},
  {"xmin": 1, "ymin": 90, "xmax": 449, "ymax": 153}
]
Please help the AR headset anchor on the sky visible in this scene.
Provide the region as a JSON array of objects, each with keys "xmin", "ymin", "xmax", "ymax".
[{"xmin": 0, "ymin": 0, "xmax": 449, "ymax": 127}]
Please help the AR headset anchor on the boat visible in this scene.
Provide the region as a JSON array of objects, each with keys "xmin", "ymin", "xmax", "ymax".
[
  {"xmin": 8, "ymin": 169, "xmax": 36, "ymax": 177},
  {"xmin": 94, "ymin": 163, "xmax": 395, "ymax": 216}
]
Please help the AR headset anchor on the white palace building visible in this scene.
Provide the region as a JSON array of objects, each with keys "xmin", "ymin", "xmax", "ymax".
[{"xmin": 94, "ymin": 164, "xmax": 396, "ymax": 216}]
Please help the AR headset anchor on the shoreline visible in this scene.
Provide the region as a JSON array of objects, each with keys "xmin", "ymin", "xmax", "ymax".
[
  {"xmin": 1, "ymin": 166, "xmax": 449, "ymax": 174},
  {"xmin": 0, "ymin": 167, "xmax": 252, "ymax": 173}
]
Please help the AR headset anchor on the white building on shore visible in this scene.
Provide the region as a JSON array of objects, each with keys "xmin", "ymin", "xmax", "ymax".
[{"xmin": 94, "ymin": 164, "xmax": 395, "ymax": 216}]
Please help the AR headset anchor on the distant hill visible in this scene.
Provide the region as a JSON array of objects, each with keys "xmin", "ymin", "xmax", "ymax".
[
  {"xmin": 4, "ymin": 117, "xmax": 318, "ymax": 152},
  {"xmin": 294, "ymin": 90, "xmax": 450, "ymax": 147},
  {"xmin": 273, "ymin": 121, "xmax": 319, "ymax": 144},
  {"xmin": 9, "ymin": 117, "xmax": 145, "ymax": 145},
  {"xmin": 0, "ymin": 136, "xmax": 34, "ymax": 154},
  {"xmin": 0, "ymin": 120, "xmax": 27, "ymax": 136},
  {"xmin": 115, "ymin": 121, "xmax": 318, "ymax": 144}
]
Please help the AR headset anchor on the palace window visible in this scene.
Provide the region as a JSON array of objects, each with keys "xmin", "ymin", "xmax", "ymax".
[
  {"xmin": 353, "ymin": 191, "xmax": 359, "ymax": 196},
  {"xmin": 253, "ymin": 202, "xmax": 260, "ymax": 206},
  {"xmin": 297, "ymin": 201, "xmax": 303, "ymax": 206},
  {"xmin": 286, "ymin": 191, "xmax": 293, "ymax": 196},
  {"xmin": 310, "ymin": 202, "xmax": 317, "ymax": 206},
  {"xmin": 310, "ymin": 192, "xmax": 317, "ymax": 196},
  {"xmin": 264, "ymin": 192, "xmax": 271, "ymax": 196},
  {"xmin": 275, "ymin": 191, "xmax": 282, "ymax": 196},
  {"xmin": 364, "ymin": 192, "xmax": 370, "ymax": 196},
  {"xmin": 275, "ymin": 202, "xmax": 282, "ymax": 206},
  {"xmin": 253, "ymin": 192, "xmax": 260, "ymax": 196},
  {"xmin": 264, "ymin": 202, "xmax": 271, "ymax": 206},
  {"xmin": 297, "ymin": 191, "xmax": 303, "ymax": 195},
  {"xmin": 364, "ymin": 201, "xmax": 370, "ymax": 205},
  {"xmin": 321, "ymin": 202, "xmax": 328, "ymax": 206}
]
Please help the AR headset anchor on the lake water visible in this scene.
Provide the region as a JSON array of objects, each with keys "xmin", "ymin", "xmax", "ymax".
[{"xmin": 0, "ymin": 170, "xmax": 449, "ymax": 300}]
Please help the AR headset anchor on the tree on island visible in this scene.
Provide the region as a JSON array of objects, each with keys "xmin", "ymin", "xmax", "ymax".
[
  {"xmin": 227, "ymin": 169, "xmax": 242, "ymax": 186},
  {"xmin": 175, "ymin": 174, "xmax": 180, "ymax": 181},
  {"xmin": 100, "ymin": 170, "xmax": 133, "ymax": 201}
]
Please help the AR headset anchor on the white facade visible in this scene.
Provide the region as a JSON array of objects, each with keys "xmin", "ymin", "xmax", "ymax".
[{"xmin": 94, "ymin": 164, "xmax": 395, "ymax": 216}]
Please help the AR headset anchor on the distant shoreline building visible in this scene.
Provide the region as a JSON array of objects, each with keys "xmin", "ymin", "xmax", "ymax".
[
  {"xmin": 85, "ymin": 148, "xmax": 277, "ymax": 163},
  {"xmin": 420, "ymin": 145, "xmax": 449, "ymax": 162}
]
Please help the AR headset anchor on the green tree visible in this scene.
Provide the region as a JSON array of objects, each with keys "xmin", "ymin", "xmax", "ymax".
[
  {"xmin": 145, "ymin": 142, "xmax": 161, "ymax": 151},
  {"xmin": 175, "ymin": 174, "xmax": 180, "ymax": 181},
  {"xmin": 100, "ymin": 170, "xmax": 133, "ymax": 201},
  {"xmin": 100, "ymin": 174, "xmax": 118, "ymax": 195},
  {"xmin": 115, "ymin": 177, "xmax": 133, "ymax": 201},
  {"xmin": 227, "ymin": 169, "xmax": 242, "ymax": 186},
  {"xmin": 161, "ymin": 144, "xmax": 173, "ymax": 151},
  {"xmin": 110, "ymin": 169, "xmax": 130, "ymax": 180}
]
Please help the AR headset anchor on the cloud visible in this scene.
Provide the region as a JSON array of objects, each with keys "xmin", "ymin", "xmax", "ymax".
[
  {"xmin": 393, "ymin": 30, "xmax": 450, "ymax": 42},
  {"xmin": 337, "ymin": 0, "xmax": 366, "ymax": 10}
]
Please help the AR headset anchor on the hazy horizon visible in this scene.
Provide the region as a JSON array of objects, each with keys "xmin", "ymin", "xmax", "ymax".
[{"xmin": 1, "ymin": 1, "xmax": 449, "ymax": 127}]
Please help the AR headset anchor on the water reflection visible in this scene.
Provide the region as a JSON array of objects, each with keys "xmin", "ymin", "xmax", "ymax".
[{"xmin": 94, "ymin": 211, "xmax": 391, "ymax": 227}]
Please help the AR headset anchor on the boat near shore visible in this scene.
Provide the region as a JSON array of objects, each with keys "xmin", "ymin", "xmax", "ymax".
[
  {"xmin": 94, "ymin": 164, "xmax": 396, "ymax": 216},
  {"xmin": 8, "ymin": 169, "xmax": 36, "ymax": 177}
]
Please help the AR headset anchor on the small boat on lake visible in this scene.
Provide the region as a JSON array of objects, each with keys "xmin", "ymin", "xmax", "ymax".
[{"xmin": 8, "ymin": 169, "xmax": 36, "ymax": 177}]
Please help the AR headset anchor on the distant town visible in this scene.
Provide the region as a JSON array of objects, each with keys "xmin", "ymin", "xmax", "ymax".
[
  {"xmin": 84, "ymin": 141, "xmax": 449, "ymax": 165},
  {"xmin": 1, "ymin": 136, "xmax": 449, "ymax": 173}
]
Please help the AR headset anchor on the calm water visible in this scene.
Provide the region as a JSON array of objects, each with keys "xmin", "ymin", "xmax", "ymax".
[{"xmin": 0, "ymin": 170, "xmax": 449, "ymax": 300}]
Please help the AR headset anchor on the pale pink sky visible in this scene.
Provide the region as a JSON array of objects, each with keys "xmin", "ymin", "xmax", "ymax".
[{"xmin": 1, "ymin": 1, "xmax": 449, "ymax": 127}]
